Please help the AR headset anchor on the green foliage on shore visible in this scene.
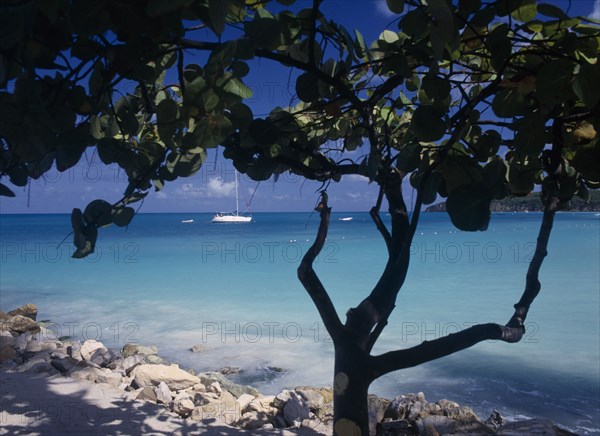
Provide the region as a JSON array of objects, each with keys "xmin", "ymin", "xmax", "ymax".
[{"xmin": 427, "ymin": 190, "xmax": 600, "ymax": 212}]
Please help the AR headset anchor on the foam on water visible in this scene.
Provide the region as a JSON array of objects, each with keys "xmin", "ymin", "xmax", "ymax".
[{"xmin": 1, "ymin": 212, "xmax": 598, "ymax": 433}]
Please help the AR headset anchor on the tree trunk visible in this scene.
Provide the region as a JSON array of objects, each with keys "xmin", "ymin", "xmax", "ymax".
[{"xmin": 333, "ymin": 339, "xmax": 372, "ymax": 436}]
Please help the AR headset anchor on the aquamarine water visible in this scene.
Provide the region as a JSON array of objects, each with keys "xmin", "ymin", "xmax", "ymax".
[{"xmin": 1, "ymin": 212, "xmax": 598, "ymax": 434}]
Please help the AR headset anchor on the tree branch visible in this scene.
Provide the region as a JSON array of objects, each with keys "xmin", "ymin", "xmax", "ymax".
[
  {"xmin": 369, "ymin": 185, "xmax": 392, "ymax": 255},
  {"xmin": 370, "ymin": 323, "xmax": 513, "ymax": 377},
  {"xmin": 298, "ymin": 192, "xmax": 343, "ymax": 340}
]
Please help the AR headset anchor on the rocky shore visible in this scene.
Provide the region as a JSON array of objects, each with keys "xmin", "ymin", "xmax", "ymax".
[{"xmin": 1, "ymin": 304, "xmax": 577, "ymax": 435}]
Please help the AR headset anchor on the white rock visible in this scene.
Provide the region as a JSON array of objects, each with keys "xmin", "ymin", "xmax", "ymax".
[
  {"xmin": 173, "ymin": 399, "xmax": 195, "ymax": 416},
  {"xmin": 80, "ymin": 340, "xmax": 107, "ymax": 361},
  {"xmin": 237, "ymin": 393, "xmax": 255, "ymax": 411},
  {"xmin": 132, "ymin": 364, "xmax": 200, "ymax": 391},
  {"xmin": 25, "ymin": 341, "xmax": 42, "ymax": 353},
  {"xmin": 15, "ymin": 332, "xmax": 32, "ymax": 351},
  {"xmin": 283, "ymin": 392, "xmax": 310, "ymax": 426},
  {"xmin": 208, "ymin": 381, "xmax": 222, "ymax": 394},
  {"xmin": 155, "ymin": 381, "xmax": 172, "ymax": 404}
]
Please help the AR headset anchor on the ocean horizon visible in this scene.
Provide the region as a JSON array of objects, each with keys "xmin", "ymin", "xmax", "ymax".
[{"xmin": 1, "ymin": 211, "xmax": 599, "ymax": 434}]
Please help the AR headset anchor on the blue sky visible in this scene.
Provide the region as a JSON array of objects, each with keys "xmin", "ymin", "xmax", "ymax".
[{"xmin": 1, "ymin": 0, "xmax": 598, "ymax": 214}]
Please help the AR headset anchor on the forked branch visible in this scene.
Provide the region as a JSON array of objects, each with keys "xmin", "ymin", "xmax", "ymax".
[
  {"xmin": 371, "ymin": 197, "xmax": 559, "ymax": 377},
  {"xmin": 298, "ymin": 192, "xmax": 343, "ymax": 340}
]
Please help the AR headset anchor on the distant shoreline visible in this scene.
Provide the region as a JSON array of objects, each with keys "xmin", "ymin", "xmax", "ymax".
[{"xmin": 426, "ymin": 192, "xmax": 600, "ymax": 213}]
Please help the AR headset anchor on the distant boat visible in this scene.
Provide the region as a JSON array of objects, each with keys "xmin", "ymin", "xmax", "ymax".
[
  {"xmin": 339, "ymin": 217, "xmax": 353, "ymax": 221},
  {"xmin": 181, "ymin": 219, "xmax": 194, "ymax": 223},
  {"xmin": 212, "ymin": 170, "xmax": 252, "ymax": 223}
]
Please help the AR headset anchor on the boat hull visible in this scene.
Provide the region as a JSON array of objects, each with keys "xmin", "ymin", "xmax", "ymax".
[{"xmin": 212, "ymin": 215, "xmax": 252, "ymax": 223}]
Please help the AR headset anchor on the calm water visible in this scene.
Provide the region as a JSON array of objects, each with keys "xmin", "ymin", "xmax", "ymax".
[{"xmin": 1, "ymin": 212, "xmax": 599, "ymax": 433}]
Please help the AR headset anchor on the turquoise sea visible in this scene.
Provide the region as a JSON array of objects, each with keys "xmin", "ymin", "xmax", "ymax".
[{"xmin": 1, "ymin": 212, "xmax": 599, "ymax": 434}]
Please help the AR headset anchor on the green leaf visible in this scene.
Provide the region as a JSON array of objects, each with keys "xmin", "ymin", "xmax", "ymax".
[
  {"xmin": 296, "ymin": 73, "xmax": 320, "ymax": 102},
  {"xmin": 379, "ymin": 30, "xmax": 399, "ymax": 44},
  {"xmin": 470, "ymin": 129, "xmax": 501, "ymax": 162},
  {"xmin": 223, "ymin": 77, "xmax": 253, "ymax": 99},
  {"xmin": 446, "ymin": 185, "xmax": 491, "ymax": 231},
  {"xmin": 572, "ymin": 63, "xmax": 600, "ymax": 110},
  {"xmin": 0, "ymin": 182, "xmax": 15, "ymax": 197},
  {"xmin": 249, "ymin": 119, "xmax": 280, "ymax": 145},
  {"xmin": 492, "ymin": 89, "xmax": 528, "ymax": 118},
  {"xmin": 84, "ymin": 199, "xmax": 113, "ymax": 227},
  {"xmin": 572, "ymin": 140, "xmax": 600, "ymax": 182},
  {"xmin": 411, "ymin": 106, "xmax": 446, "ymax": 142},
  {"xmin": 513, "ymin": 114, "xmax": 547, "ymax": 156},
  {"xmin": 536, "ymin": 59, "xmax": 576, "ymax": 106},
  {"xmin": 396, "ymin": 143, "xmax": 421, "ymax": 173},
  {"xmin": 386, "ymin": 0, "xmax": 405, "ymax": 13},
  {"xmin": 421, "ymin": 75, "xmax": 451, "ymax": 103},
  {"xmin": 245, "ymin": 17, "xmax": 282, "ymax": 50},
  {"xmin": 208, "ymin": 0, "xmax": 230, "ymax": 35},
  {"xmin": 112, "ymin": 206, "xmax": 135, "ymax": 227},
  {"xmin": 537, "ymin": 3, "xmax": 567, "ymax": 19},
  {"xmin": 157, "ymin": 99, "xmax": 179, "ymax": 125},
  {"xmin": 511, "ymin": 0, "xmax": 537, "ymax": 22},
  {"xmin": 420, "ymin": 171, "xmax": 442, "ymax": 205}
]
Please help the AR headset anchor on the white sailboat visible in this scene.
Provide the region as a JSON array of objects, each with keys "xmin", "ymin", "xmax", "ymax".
[{"xmin": 212, "ymin": 170, "xmax": 252, "ymax": 223}]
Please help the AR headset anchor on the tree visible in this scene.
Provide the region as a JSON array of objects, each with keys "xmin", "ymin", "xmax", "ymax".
[{"xmin": 1, "ymin": 0, "xmax": 599, "ymax": 433}]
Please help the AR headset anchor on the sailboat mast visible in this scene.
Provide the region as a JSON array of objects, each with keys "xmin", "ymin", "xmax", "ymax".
[{"xmin": 235, "ymin": 170, "xmax": 239, "ymax": 216}]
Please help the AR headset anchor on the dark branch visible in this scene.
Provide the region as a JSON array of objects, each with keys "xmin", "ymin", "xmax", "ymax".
[
  {"xmin": 369, "ymin": 186, "xmax": 392, "ymax": 255},
  {"xmin": 371, "ymin": 323, "xmax": 514, "ymax": 377},
  {"xmin": 297, "ymin": 192, "xmax": 343, "ymax": 340}
]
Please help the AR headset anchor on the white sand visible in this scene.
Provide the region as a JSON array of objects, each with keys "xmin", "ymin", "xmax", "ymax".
[{"xmin": 0, "ymin": 371, "xmax": 331, "ymax": 435}]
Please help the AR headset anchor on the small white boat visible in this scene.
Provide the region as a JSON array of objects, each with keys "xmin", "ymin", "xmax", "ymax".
[
  {"xmin": 181, "ymin": 219, "xmax": 194, "ymax": 223},
  {"xmin": 212, "ymin": 170, "xmax": 252, "ymax": 223},
  {"xmin": 339, "ymin": 217, "xmax": 353, "ymax": 221}
]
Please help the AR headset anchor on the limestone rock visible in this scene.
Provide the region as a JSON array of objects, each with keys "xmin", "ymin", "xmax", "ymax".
[
  {"xmin": 7, "ymin": 304, "xmax": 38, "ymax": 321},
  {"xmin": 145, "ymin": 354, "xmax": 163, "ymax": 364},
  {"xmin": 51, "ymin": 357, "xmax": 76, "ymax": 373},
  {"xmin": 485, "ymin": 409, "xmax": 505, "ymax": 430},
  {"xmin": 218, "ymin": 366, "xmax": 241, "ymax": 375},
  {"xmin": 368, "ymin": 394, "xmax": 390, "ymax": 436},
  {"xmin": 2, "ymin": 315, "xmax": 40, "ymax": 335},
  {"xmin": 80, "ymin": 340, "xmax": 107, "ymax": 361},
  {"xmin": 296, "ymin": 387, "xmax": 325, "ymax": 410},
  {"xmin": 67, "ymin": 342, "xmax": 83, "ymax": 361},
  {"xmin": 416, "ymin": 415, "xmax": 458, "ymax": 435},
  {"xmin": 136, "ymin": 386, "xmax": 158, "ymax": 403},
  {"xmin": 236, "ymin": 411, "xmax": 272, "ymax": 430},
  {"xmin": 14, "ymin": 333, "xmax": 32, "ymax": 351},
  {"xmin": 197, "ymin": 371, "xmax": 259, "ymax": 398},
  {"xmin": 25, "ymin": 340, "xmax": 42, "ymax": 353},
  {"xmin": 173, "ymin": 398, "xmax": 195, "ymax": 416},
  {"xmin": 283, "ymin": 391, "xmax": 310, "ymax": 427},
  {"xmin": 132, "ymin": 364, "xmax": 200, "ymax": 391},
  {"xmin": 208, "ymin": 381, "xmax": 222, "ymax": 394},
  {"xmin": 274, "ymin": 389, "xmax": 292, "ymax": 409},
  {"xmin": 236, "ymin": 393, "xmax": 255, "ymax": 411},
  {"xmin": 190, "ymin": 344, "xmax": 207, "ymax": 353},
  {"xmin": 155, "ymin": 381, "xmax": 172, "ymax": 404},
  {"xmin": 116, "ymin": 354, "xmax": 144, "ymax": 375},
  {"xmin": 122, "ymin": 343, "xmax": 158, "ymax": 358}
]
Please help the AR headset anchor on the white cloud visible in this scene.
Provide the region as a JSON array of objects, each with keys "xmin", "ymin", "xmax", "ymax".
[
  {"xmin": 173, "ymin": 178, "xmax": 236, "ymax": 199},
  {"xmin": 345, "ymin": 174, "xmax": 369, "ymax": 182},
  {"xmin": 375, "ymin": 0, "xmax": 395, "ymax": 17},
  {"xmin": 591, "ymin": 0, "xmax": 600, "ymax": 19},
  {"xmin": 155, "ymin": 191, "xmax": 168, "ymax": 199},
  {"xmin": 346, "ymin": 191, "xmax": 364, "ymax": 200}
]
